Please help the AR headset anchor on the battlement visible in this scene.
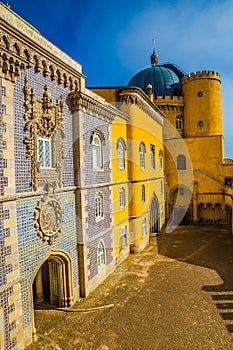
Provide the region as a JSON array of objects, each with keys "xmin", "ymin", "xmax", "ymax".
[
  {"xmin": 154, "ymin": 95, "xmax": 184, "ymax": 104},
  {"xmin": 182, "ymin": 70, "xmax": 221, "ymax": 84}
]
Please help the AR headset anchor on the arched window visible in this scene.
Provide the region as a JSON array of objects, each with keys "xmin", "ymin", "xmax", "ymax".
[
  {"xmin": 117, "ymin": 138, "xmax": 126, "ymax": 170},
  {"xmin": 95, "ymin": 192, "xmax": 104, "ymax": 221},
  {"xmin": 159, "ymin": 149, "xmax": 163, "ymax": 170},
  {"xmin": 150, "ymin": 144, "xmax": 155, "ymax": 169},
  {"xmin": 175, "ymin": 115, "xmax": 183, "ymax": 130},
  {"xmin": 141, "ymin": 184, "xmax": 145, "ymax": 203},
  {"xmin": 142, "ymin": 217, "xmax": 147, "ymax": 237},
  {"xmin": 139, "ymin": 142, "xmax": 146, "ymax": 169},
  {"xmin": 92, "ymin": 134, "xmax": 103, "ymax": 169},
  {"xmin": 97, "ymin": 241, "xmax": 105, "ymax": 267},
  {"xmin": 120, "ymin": 187, "xmax": 126, "ymax": 209},
  {"xmin": 177, "ymin": 154, "xmax": 186, "ymax": 170}
]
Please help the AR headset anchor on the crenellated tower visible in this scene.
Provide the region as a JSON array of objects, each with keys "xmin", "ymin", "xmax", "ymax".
[{"xmin": 182, "ymin": 70, "xmax": 222, "ymax": 137}]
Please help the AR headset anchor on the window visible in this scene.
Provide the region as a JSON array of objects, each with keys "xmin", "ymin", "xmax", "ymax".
[
  {"xmin": 142, "ymin": 217, "xmax": 147, "ymax": 237},
  {"xmin": 141, "ymin": 184, "xmax": 145, "ymax": 203},
  {"xmin": 120, "ymin": 187, "xmax": 126, "ymax": 209},
  {"xmin": 37, "ymin": 137, "xmax": 52, "ymax": 168},
  {"xmin": 120, "ymin": 225, "xmax": 128, "ymax": 249},
  {"xmin": 179, "ymin": 187, "xmax": 185, "ymax": 195},
  {"xmin": 175, "ymin": 115, "xmax": 183, "ymax": 130},
  {"xmin": 97, "ymin": 241, "xmax": 105, "ymax": 267},
  {"xmin": 160, "ymin": 180, "xmax": 163, "ymax": 195},
  {"xmin": 95, "ymin": 192, "xmax": 104, "ymax": 221},
  {"xmin": 177, "ymin": 154, "xmax": 186, "ymax": 170},
  {"xmin": 92, "ymin": 134, "xmax": 103, "ymax": 169},
  {"xmin": 117, "ymin": 138, "xmax": 126, "ymax": 170},
  {"xmin": 159, "ymin": 150, "xmax": 163, "ymax": 170},
  {"xmin": 150, "ymin": 144, "xmax": 155, "ymax": 169},
  {"xmin": 139, "ymin": 142, "xmax": 146, "ymax": 169}
]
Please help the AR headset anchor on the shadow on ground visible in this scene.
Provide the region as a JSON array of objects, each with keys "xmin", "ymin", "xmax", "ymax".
[{"xmin": 157, "ymin": 224, "xmax": 233, "ymax": 334}]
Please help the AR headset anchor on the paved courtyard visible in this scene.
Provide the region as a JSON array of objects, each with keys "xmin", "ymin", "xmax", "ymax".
[{"xmin": 27, "ymin": 225, "xmax": 233, "ymax": 350}]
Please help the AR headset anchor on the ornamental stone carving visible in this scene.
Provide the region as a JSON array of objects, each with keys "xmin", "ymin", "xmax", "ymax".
[
  {"xmin": 23, "ymin": 77, "xmax": 65, "ymax": 191},
  {"xmin": 34, "ymin": 196, "xmax": 63, "ymax": 245}
]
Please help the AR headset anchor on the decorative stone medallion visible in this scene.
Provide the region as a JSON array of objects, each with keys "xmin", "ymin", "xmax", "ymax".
[{"xmin": 34, "ymin": 197, "xmax": 63, "ymax": 245}]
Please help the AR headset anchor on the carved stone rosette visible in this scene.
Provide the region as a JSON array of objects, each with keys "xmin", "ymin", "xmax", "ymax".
[
  {"xmin": 23, "ymin": 78, "xmax": 65, "ymax": 191},
  {"xmin": 34, "ymin": 196, "xmax": 63, "ymax": 245}
]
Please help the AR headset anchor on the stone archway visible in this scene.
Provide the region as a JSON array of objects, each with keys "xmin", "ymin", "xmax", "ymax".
[{"xmin": 32, "ymin": 250, "xmax": 74, "ymax": 309}]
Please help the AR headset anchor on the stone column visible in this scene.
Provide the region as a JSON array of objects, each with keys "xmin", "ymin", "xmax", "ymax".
[{"xmin": 35, "ymin": 269, "xmax": 44, "ymax": 303}]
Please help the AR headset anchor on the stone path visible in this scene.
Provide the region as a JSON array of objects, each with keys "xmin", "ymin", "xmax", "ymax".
[{"xmin": 27, "ymin": 226, "xmax": 233, "ymax": 350}]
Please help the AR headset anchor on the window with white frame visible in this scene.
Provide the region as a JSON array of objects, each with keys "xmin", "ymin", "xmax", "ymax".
[
  {"xmin": 159, "ymin": 149, "xmax": 163, "ymax": 170},
  {"xmin": 141, "ymin": 184, "xmax": 145, "ymax": 203},
  {"xmin": 160, "ymin": 180, "xmax": 163, "ymax": 195},
  {"xmin": 120, "ymin": 225, "xmax": 128, "ymax": 249},
  {"xmin": 95, "ymin": 192, "xmax": 104, "ymax": 221},
  {"xmin": 117, "ymin": 138, "xmax": 126, "ymax": 170},
  {"xmin": 150, "ymin": 144, "xmax": 155, "ymax": 169},
  {"xmin": 120, "ymin": 187, "xmax": 126, "ymax": 209},
  {"xmin": 97, "ymin": 241, "xmax": 105, "ymax": 267},
  {"xmin": 142, "ymin": 217, "xmax": 147, "ymax": 237},
  {"xmin": 175, "ymin": 115, "xmax": 183, "ymax": 130},
  {"xmin": 37, "ymin": 137, "xmax": 52, "ymax": 168},
  {"xmin": 92, "ymin": 134, "xmax": 103, "ymax": 169},
  {"xmin": 139, "ymin": 142, "xmax": 146, "ymax": 169}
]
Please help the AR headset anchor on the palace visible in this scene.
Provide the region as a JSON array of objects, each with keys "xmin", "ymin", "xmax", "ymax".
[{"xmin": 0, "ymin": 3, "xmax": 232, "ymax": 349}]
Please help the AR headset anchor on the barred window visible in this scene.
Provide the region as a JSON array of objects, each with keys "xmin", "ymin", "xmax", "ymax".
[
  {"xmin": 150, "ymin": 144, "xmax": 155, "ymax": 169},
  {"xmin": 117, "ymin": 138, "xmax": 126, "ymax": 170},
  {"xmin": 92, "ymin": 134, "xmax": 103, "ymax": 169},
  {"xmin": 176, "ymin": 115, "xmax": 183, "ymax": 130},
  {"xmin": 97, "ymin": 241, "xmax": 105, "ymax": 267},
  {"xmin": 141, "ymin": 184, "xmax": 145, "ymax": 203},
  {"xmin": 120, "ymin": 225, "xmax": 128, "ymax": 249},
  {"xmin": 95, "ymin": 192, "xmax": 104, "ymax": 221},
  {"xmin": 142, "ymin": 217, "xmax": 147, "ymax": 237},
  {"xmin": 37, "ymin": 137, "xmax": 52, "ymax": 168},
  {"xmin": 139, "ymin": 142, "xmax": 146, "ymax": 169},
  {"xmin": 120, "ymin": 187, "xmax": 126, "ymax": 209},
  {"xmin": 159, "ymin": 149, "xmax": 163, "ymax": 170}
]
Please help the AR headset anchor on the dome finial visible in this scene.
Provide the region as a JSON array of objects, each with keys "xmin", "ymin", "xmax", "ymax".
[{"xmin": 151, "ymin": 38, "xmax": 158, "ymax": 66}]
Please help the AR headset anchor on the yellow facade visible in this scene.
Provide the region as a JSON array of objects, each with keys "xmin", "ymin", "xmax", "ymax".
[{"xmin": 91, "ymin": 87, "xmax": 165, "ymax": 253}]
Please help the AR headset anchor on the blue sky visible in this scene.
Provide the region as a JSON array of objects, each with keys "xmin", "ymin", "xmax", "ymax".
[{"xmin": 2, "ymin": 0, "xmax": 233, "ymax": 157}]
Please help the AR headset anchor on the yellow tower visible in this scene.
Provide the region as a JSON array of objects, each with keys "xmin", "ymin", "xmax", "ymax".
[{"xmin": 182, "ymin": 71, "xmax": 222, "ymax": 137}]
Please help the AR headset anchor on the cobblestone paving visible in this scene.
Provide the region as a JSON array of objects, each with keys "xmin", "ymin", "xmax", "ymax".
[{"xmin": 27, "ymin": 226, "xmax": 233, "ymax": 350}]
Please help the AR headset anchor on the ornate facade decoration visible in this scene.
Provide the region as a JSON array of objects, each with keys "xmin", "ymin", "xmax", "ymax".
[
  {"xmin": 34, "ymin": 195, "xmax": 63, "ymax": 245},
  {"xmin": 23, "ymin": 78, "xmax": 65, "ymax": 191}
]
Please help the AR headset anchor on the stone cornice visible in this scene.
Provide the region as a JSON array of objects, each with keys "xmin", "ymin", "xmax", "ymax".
[
  {"xmin": 69, "ymin": 90, "xmax": 129, "ymax": 123},
  {"xmin": 0, "ymin": 3, "xmax": 83, "ymax": 88},
  {"xmin": 119, "ymin": 87, "xmax": 165, "ymax": 126}
]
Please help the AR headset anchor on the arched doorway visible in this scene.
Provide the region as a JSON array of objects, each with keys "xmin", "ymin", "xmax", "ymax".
[
  {"xmin": 32, "ymin": 251, "xmax": 73, "ymax": 308},
  {"xmin": 150, "ymin": 194, "xmax": 159, "ymax": 233}
]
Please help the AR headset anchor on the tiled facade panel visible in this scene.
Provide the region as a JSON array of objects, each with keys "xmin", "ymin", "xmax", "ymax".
[
  {"xmin": 0, "ymin": 287, "xmax": 16, "ymax": 350},
  {"xmin": 14, "ymin": 67, "xmax": 74, "ymax": 193},
  {"xmin": 82, "ymin": 113, "xmax": 111, "ymax": 186},
  {"xmin": 87, "ymin": 231, "xmax": 113, "ymax": 281},
  {"xmin": 0, "ymin": 78, "xmax": 8, "ymax": 196},
  {"xmin": 0, "ymin": 202, "xmax": 16, "ymax": 350},
  {"xmin": 16, "ymin": 191, "xmax": 79, "ymax": 328}
]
